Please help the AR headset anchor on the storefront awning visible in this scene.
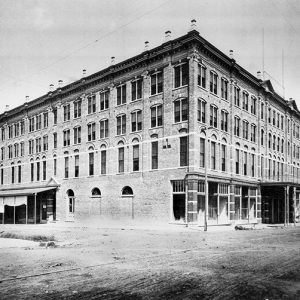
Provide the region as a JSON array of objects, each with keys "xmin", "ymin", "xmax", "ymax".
[{"xmin": 0, "ymin": 186, "xmax": 57, "ymax": 197}]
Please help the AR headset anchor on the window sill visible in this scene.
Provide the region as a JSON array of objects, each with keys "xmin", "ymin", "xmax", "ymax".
[
  {"xmin": 197, "ymin": 85, "xmax": 208, "ymax": 92},
  {"xmin": 209, "ymin": 92, "xmax": 219, "ymax": 98},
  {"xmin": 149, "ymin": 125, "xmax": 163, "ymax": 130},
  {"xmin": 130, "ymin": 130, "xmax": 142, "ymax": 134},
  {"xmin": 121, "ymin": 195, "xmax": 134, "ymax": 198},
  {"xmin": 221, "ymin": 97, "xmax": 229, "ymax": 102},
  {"xmin": 131, "ymin": 98, "xmax": 142, "ymax": 103},
  {"xmin": 116, "ymin": 134, "xmax": 126, "ymax": 137},
  {"xmin": 173, "ymin": 120, "xmax": 188, "ymax": 125},
  {"xmin": 149, "ymin": 92, "xmax": 163, "ymax": 98},
  {"xmin": 99, "ymin": 108, "xmax": 109, "ymax": 112},
  {"xmin": 172, "ymin": 85, "xmax": 188, "ymax": 91},
  {"xmin": 116, "ymin": 103, "xmax": 127, "ymax": 108}
]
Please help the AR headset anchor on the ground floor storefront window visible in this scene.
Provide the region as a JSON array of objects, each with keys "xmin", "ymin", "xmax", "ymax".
[{"xmin": 172, "ymin": 180, "xmax": 186, "ymax": 222}]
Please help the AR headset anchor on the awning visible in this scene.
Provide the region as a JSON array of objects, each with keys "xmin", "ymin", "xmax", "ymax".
[{"xmin": 0, "ymin": 186, "xmax": 57, "ymax": 197}]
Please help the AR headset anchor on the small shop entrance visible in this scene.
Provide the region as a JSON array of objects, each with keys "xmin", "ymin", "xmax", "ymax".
[{"xmin": 172, "ymin": 180, "xmax": 186, "ymax": 222}]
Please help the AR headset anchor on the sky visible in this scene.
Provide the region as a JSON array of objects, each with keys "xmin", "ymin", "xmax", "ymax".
[{"xmin": 0, "ymin": 0, "xmax": 300, "ymax": 113}]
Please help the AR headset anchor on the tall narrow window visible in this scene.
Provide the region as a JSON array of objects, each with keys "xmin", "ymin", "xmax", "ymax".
[
  {"xmin": 1, "ymin": 147, "xmax": 4, "ymax": 160},
  {"xmin": 242, "ymin": 92, "xmax": 249, "ymax": 111},
  {"xmin": 100, "ymin": 119, "xmax": 109, "ymax": 139},
  {"xmin": 18, "ymin": 164, "xmax": 21, "ymax": 183},
  {"xmin": 236, "ymin": 149, "xmax": 240, "ymax": 174},
  {"xmin": 251, "ymin": 153, "xmax": 255, "ymax": 177},
  {"xmin": 242, "ymin": 121, "xmax": 249, "ymax": 140},
  {"xmin": 43, "ymin": 112, "xmax": 49, "ymax": 128},
  {"xmin": 20, "ymin": 142, "xmax": 24, "ymax": 157},
  {"xmin": 250, "ymin": 124, "xmax": 256, "ymax": 142},
  {"xmin": 251, "ymin": 97, "xmax": 257, "ymax": 115},
  {"xmin": 74, "ymin": 126, "xmax": 81, "ymax": 144},
  {"xmin": 117, "ymin": 84, "xmax": 126, "ymax": 105},
  {"xmin": 131, "ymin": 110, "xmax": 142, "ymax": 132},
  {"xmin": 221, "ymin": 78, "xmax": 228, "ymax": 100},
  {"xmin": 36, "ymin": 115, "xmax": 42, "ymax": 130},
  {"xmin": 210, "ymin": 105, "xmax": 218, "ymax": 128},
  {"xmin": 43, "ymin": 160, "xmax": 46, "ymax": 181},
  {"xmin": 151, "ymin": 141, "xmax": 158, "ymax": 170},
  {"xmin": 281, "ymin": 116, "xmax": 284, "ymax": 130},
  {"xmin": 244, "ymin": 152, "xmax": 247, "ymax": 175},
  {"xmin": 53, "ymin": 133, "xmax": 57, "ymax": 149},
  {"xmin": 211, "ymin": 141, "xmax": 216, "ymax": 170},
  {"xmin": 89, "ymin": 151, "xmax": 94, "ymax": 176},
  {"xmin": 118, "ymin": 147, "xmax": 124, "ymax": 173},
  {"xmin": 11, "ymin": 165, "xmax": 15, "ymax": 184},
  {"xmin": 74, "ymin": 100, "xmax": 82, "ymax": 118},
  {"xmin": 30, "ymin": 162, "xmax": 34, "ymax": 181},
  {"xmin": 101, "ymin": 149, "xmax": 106, "ymax": 175},
  {"xmin": 151, "ymin": 71, "xmax": 163, "ymax": 95},
  {"xmin": 63, "ymin": 130, "xmax": 70, "ymax": 146},
  {"xmin": 88, "ymin": 123, "xmax": 96, "ymax": 141},
  {"xmin": 117, "ymin": 114, "xmax": 126, "ymax": 135},
  {"xmin": 174, "ymin": 98, "xmax": 188, "ymax": 123},
  {"xmin": 43, "ymin": 135, "xmax": 48, "ymax": 151},
  {"xmin": 133, "ymin": 144, "xmax": 139, "ymax": 171},
  {"xmin": 64, "ymin": 156, "xmax": 69, "ymax": 178},
  {"xmin": 151, "ymin": 105, "xmax": 163, "ymax": 128},
  {"xmin": 174, "ymin": 63, "xmax": 188, "ymax": 88},
  {"xmin": 209, "ymin": 71, "xmax": 218, "ymax": 94},
  {"xmin": 100, "ymin": 91, "xmax": 109, "ymax": 110},
  {"xmin": 261, "ymin": 129, "xmax": 264, "ymax": 146},
  {"xmin": 261, "ymin": 102, "xmax": 264, "ymax": 120},
  {"xmin": 234, "ymin": 86, "xmax": 240, "ymax": 107},
  {"xmin": 221, "ymin": 110, "xmax": 228, "ymax": 132},
  {"xmin": 74, "ymin": 154, "xmax": 79, "ymax": 178},
  {"xmin": 131, "ymin": 79, "xmax": 142, "ymax": 101},
  {"xmin": 198, "ymin": 64, "xmax": 206, "ymax": 88},
  {"xmin": 29, "ymin": 117, "xmax": 34, "ymax": 132},
  {"xmin": 53, "ymin": 157, "xmax": 57, "ymax": 176},
  {"xmin": 88, "ymin": 95, "xmax": 96, "ymax": 114},
  {"xmin": 36, "ymin": 138, "xmax": 41, "ymax": 153},
  {"xmin": 234, "ymin": 116, "xmax": 240, "ymax": 137},
  {"xmin": 221, "ymin": 144, "xmax": 226, "ymax": 171},
  {"xmin": 53, "ymin": 108, "xmax": 58, "ymax": 125},
  {"xmin": 63, "ymin": 104, "xmax": 70, "ymax": 121},
  {"xmin": 36, "ymin": 161, "xmax": 40, "ymax": 181},
  {"xmin": 0, "ymin": 168, "xmax": 3, "ymax": 185},
  {"xmin": 1, "ymin": 128, "xmax": 5, "ymax": 141},
  {"xmin": 200, "ymin": 138, "xmax": 205, "ymax": 168},
  {"xmin": 180, "ymin": 136, "xmax": 188, "ymax": 167},
  {"xmin": 198, "ymin": 99, "xmax": 206, "ymax": 123}
]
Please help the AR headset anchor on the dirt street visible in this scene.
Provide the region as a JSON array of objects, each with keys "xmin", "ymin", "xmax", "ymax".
[{"xmin": 0, "ymin": 222, "xmax": 299, "ymax": 299}]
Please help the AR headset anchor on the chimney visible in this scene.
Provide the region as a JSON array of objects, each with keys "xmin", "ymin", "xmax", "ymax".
[
  {"xmin": 165, "ymin": 30, "xmax": 171, "ymax": 42},
  {"xmin": 257, "ymin": 71, "xmax": 262, "ymax": 80},
  {"xmin": 111, "ymin": 56, "xmax": 115, "ymax": 65},
  {"xmin": 25, "ymin": 95, "xmax": 29, "ymax": 103},
  {"xmin": 82, "ymin": 69, "xmax": 86, "ymax": 77},
  {"xmin": 144, "ymin": 41, "xmax": 149, "ymax": 51},
  {"xmin": 58, "ymin": 80, "xmax": 63, "ymax": 88},
  {"xmin": 189, "ymin": 19, "xmax": 197, "ymax": 32},
  {"xmin": 5, "ymin": 105, "xmax": 10, "ymax": 111},
  {"xmin": 49, "ymin": 84, "xmax": 54, "ymax": 92},
  {"xmin": 229, "ymin": 50, "xmax": 234, "ymax": 60}
]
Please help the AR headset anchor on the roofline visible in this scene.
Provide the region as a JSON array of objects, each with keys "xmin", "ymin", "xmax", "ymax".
[{"xmin": 0, "ymin": 29, "xmax": 298, "ymax": 122}]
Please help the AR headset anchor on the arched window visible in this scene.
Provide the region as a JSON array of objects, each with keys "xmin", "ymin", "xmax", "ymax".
[
  {"xmin": 67, "ymin": 189, "xmax": 75, "ymax": 214},
  {"xmin": 91, "ymin": 188, "xmax": 101, "ymax": 196},
  {"xmin": 88, "ymin": 146, "xmax": 94, "ymax": 176},
  {"xmin": 122, "ymin": 186, "xmax": 133, "ymax": 196}
]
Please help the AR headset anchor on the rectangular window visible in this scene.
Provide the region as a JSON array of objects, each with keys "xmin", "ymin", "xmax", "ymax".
[
  {"xmin": 101, "ymin": 150, "xmax": 106, "ymax": 175},
  {"xmin": 88, "ymin": 95, "xmax": 96, "ymax": 114},
  {"xmin": 210, "ymin": 105, "xmax": 218, "ymax": 128},
  {"xmin": 131, "ymin": 79, "xmax": 142, "ymax": 101},
  {"xmin": 100, "ymin": 119, "xmax": 109, "ymax": 139},
  {"xmin": 151, "ymin": 71, "xmax": 163, "ymax": 95},
  {"xmin": 65, "ymin": 156, "xmax": 69, "ymax": 178},
  {"xmin": 234, "ymin": 86, "xmax": 240, "ymax": 107},
  {"xmin": 29, "ymin": 117, "xmax": 35, "ymax": 132},
  {"xmin": 43, "ymin": 160, "xmax": 46, "ymax": 181},
  {"xmin": 117, "ymin": 84, "xmax": 126, "ymax": 105},
  {"xmin": 18, "ymin": 165, "xmax": 21, "ymax": 183},
  {"xmin": 180, "ymin": 136, "xmax": 188, "ymax": 167},
  {"xmin": 151, "ymin": 141, "xmax": 158, "ymax": 170},
  {"xmin": 31, "ymin": 163, "xmax": 34, "ymax": 182},
  {"xmin": 242, "ymin": 92, "xmax": 248, "ymax": 111},
  {"xmin": 221, "ymin": 144, "xmax": 226, "ymax": 171},
  {"xmin": 74, "ymin": 127, "xmax": 81, "ymax": 144},
  {"xmin": 174, "ymin": 63, "xmax": 188, "ymax": 88},
  {"xmin": 63, "ymin": 104, "xmax": 70, "ymax": 121},
  {"xmin": 250, "ymin": 125, "xmax": 256, "ymax": 142},
  {"xmin": 209, "ymin": 71, "xmax": 218, "ymax": 94},
  {"xmin": 43, "ymin": 135, "xmax": 48, "ymax": 151},
  {"xmin": 1, "ymin": 128, "xmax": 5, "ymax": 141},
  {"xmin": 133, "ymin": 144, "xmax": 139, "ymax": 171},
  {"xmin": 21, "ymin": 121, "xmax": 25, "ymax": 135},
  {"xmin": 251, "ymin": 97, "xmax": 257, "ymax": 115},
  {"xmin": 63, "ymin": 130, "xmax": 70, "ymax": 147},
  {"xmin": 236, "ymin": 149, "xmax": 240, "ymax": 174},
  {"xmin": 200, "ymin": 138, "xmax": 205, "ymax": 168},
  {"xmin": 234, "ymin": 117, "xmax": 240, "ymax": 137},
  {"xmin": 198, "ymin": 65, "xmax": 206, "ymax": 88},
  {"xmin": 198, "ymin": 99, "xmax": 206, "ymax": 123},
  {"xmin": 244, "ymin": 152, "xmax": 247, "ymax": 175},
  {"xmin": 151, "ymin": 105, "xmax": 163, "ymax": 128},
  {"xmin": 118, "ymin": 147, "xmax": 124, "ymax": 173},
  {"xmin": 14, "ymin": 123, "xmax": 19, "ymax": 137},
  {"xmin": 273, "ymin": 110, "xmax": 276, "ymax": 126},
  {"xmin": 53, "ymin": 108, "xmax": 58, "ymax": 125},
  {"xmin": 277, "ymin": 113, "xmax": 280, "ymax": 128},
  {"xmin": 74, "ymin": 155, "xmax": 79, "ymax": 178},
  {"xmin": 36, "ymin": 115, "xmax": 42, "ymax": 130},
  {"xmin": 131, "ymin": 110, "xmax": 142, "ymax": 132},
  {"xmin": 29, "ymin": 140, "xmax": 34, "ymax": 155},
  {"xmin": 36, "ymin": 161, "xmax": 40, "ymax": 181},
  {"xmin": 14, "ymin": 144, "xmax": 19, "ymax": 158},
  {"xmin": 1, "ymin": 147, "xmax": 4, "ymax": 160},
  {"xmin": 53, "ymin": 133, "xmax": 57, "ymax": 149},
  {"xmin": 243, "ymin": 121, "xmax": 249, "ymax": 140},
  {"xmin": 74, "ymin": 100, "xmax": 82, "ymax": 118},
  {"xmin": 100, "ymin": 91, "xmax": 109, "ymax": 110},
  {"xmin": 261, "ymin": 103, "xmax": 264, "ymax": 120},
  {"xmin": 261, "ymin": 130, "xmax": 264, "ymax": 146},
  {"xmin": 8, "ymin": 145, "xmax": 13, "ymax": 159},
  {"xmin": 117, "ymin": 115, "xmax": 126, "ymax": 135},
  {"xmin": 54, "ymin": 158, "xmax": 57, "ymax": 176},
  {"xmin": 174, "ymin": 99, "xmax": 188, "ymax": 123},
  {"xmin": 221, "ymin": 78, "xmax": 228, "ymax": 100},
  {"xmin": 36, "ymin": 138, "xmax": 41, "ymax": 153},
  {"xmin": 11, "ymin": 166, "xmax": 15, "ymax": 184},
  {"xmin": 43, "ymin": 112, "xmax": 48, "ymax": 128},
  {"xmin": 221, "ymin": 111, "xmax": 228, "ymax": 132},
  {"xmin": 88, "ymin": 123, "xmax": 96, "ymax": 141},
  {"xmin": 89, "ymin": 152, "xmax": 94, "ymax": 176},
  {"xmin": 0, "ymin": 168, "xmax": 3, "ymax": 185},
  {"xmin": 251, "ymin": 153, "xmax": 255, "ymax": 177},
  {"xmin": 281, "ymin": 116, "xmax": 284, "ymax": 130},
  {"xmin": 211, "ymin": 141, "xmax": 216, "ymax": 170}
]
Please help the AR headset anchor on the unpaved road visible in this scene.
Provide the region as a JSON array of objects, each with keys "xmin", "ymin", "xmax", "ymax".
[{"xmin": 0, "ymin": 223, "xmax": 299, "ymax": 299}]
